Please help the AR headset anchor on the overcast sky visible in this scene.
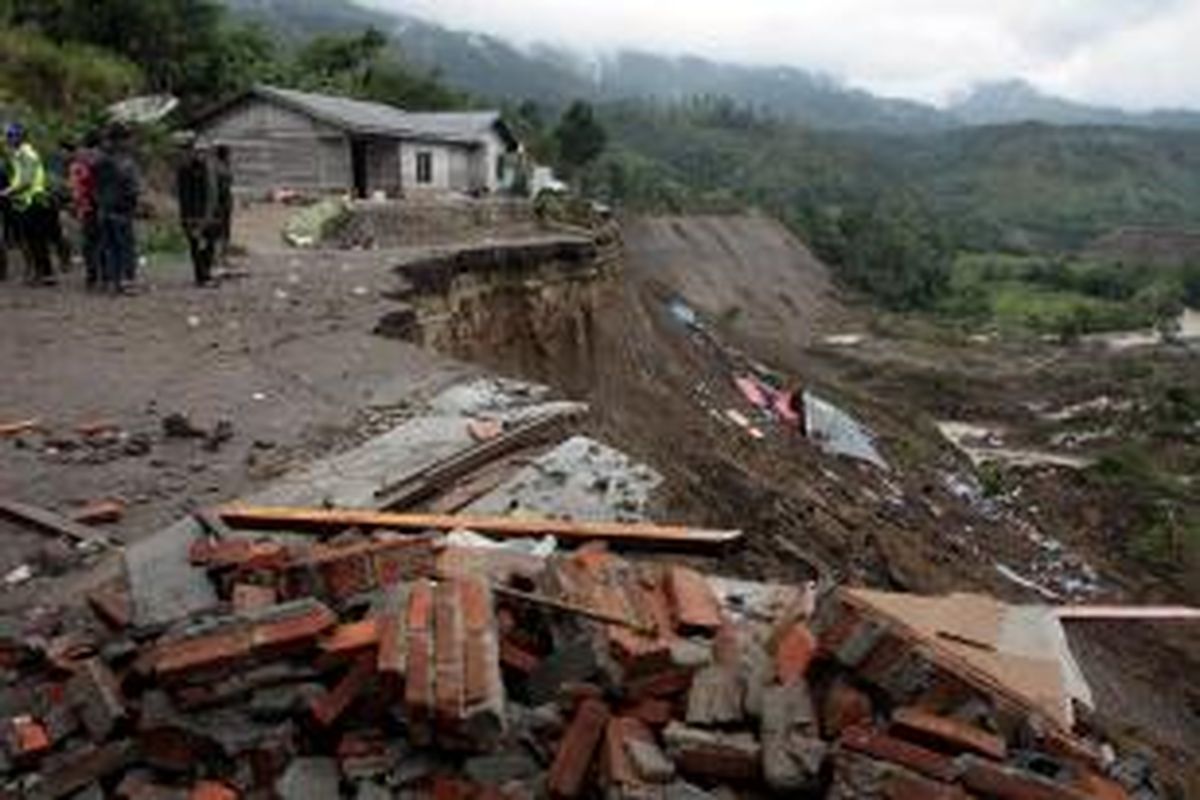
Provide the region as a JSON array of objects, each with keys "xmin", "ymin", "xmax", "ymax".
[{"xmin": 366, "ymin": 0, "xmax": 1200, "ymax": 110}]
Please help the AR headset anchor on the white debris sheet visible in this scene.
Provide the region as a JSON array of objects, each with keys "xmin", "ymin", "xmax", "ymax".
[{"xmin": 803, "ymin": 391, "xmax": 888, "ymax": 470}]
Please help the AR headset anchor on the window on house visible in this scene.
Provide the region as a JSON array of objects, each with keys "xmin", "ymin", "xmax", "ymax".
[{"xmin": 416, "ymin": 151, "xmax": 433, "ymax": 184}]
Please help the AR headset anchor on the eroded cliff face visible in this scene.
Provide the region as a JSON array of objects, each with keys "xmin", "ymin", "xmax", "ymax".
[{"xmin": 375, "ymin": 223, "xmax": 622, "ymax": 390}]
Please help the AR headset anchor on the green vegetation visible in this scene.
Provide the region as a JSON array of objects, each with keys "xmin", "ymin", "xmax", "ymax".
[
  {"xmin": 0, "ymin": 27, "xmax": 141, "ymax": 137},
  {"xmin": 1089, "ymin": 444, "xmax": 1200, "ymax": 576},
  {"xmin": 581, "ymin": 99, "xmax": 953, "ymax": 311},
  {"xmin": 937, "ymin": 253, "xmax": 1198, "ymax": 337},
  {"xmin": 0, "ymin": 0, "xmax": 469, "ymax": 141},
  {"xmin": 554, "ymin": 101, "xmax": 608, "ymax": 179}
]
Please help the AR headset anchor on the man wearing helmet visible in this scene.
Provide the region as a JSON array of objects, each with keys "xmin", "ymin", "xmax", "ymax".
[{"xmin": 1, "ymin": 122, "xmax": 55, "ymax": 286}]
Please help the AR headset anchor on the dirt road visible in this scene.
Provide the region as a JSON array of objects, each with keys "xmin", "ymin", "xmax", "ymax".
[{"xmin": 0, "ymin": 249, "xmax": 468, "ymax": 562}]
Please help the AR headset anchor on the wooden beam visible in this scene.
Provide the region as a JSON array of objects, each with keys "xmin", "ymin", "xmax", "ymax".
[
  {"xmin": 1055, "ymin": 606, "xmax": 1200, "ymax": 621},
  {"xmin": 373, "ymin": 405, "xmax": 586, "ymax": 511},
  {"xmin": 490, "ymin": 583, "xmax": 655, "ymax": 634},
  {"xmin": 215, "ymin": 505, "xmax": 742, "ymax": 552},
  {"xmin": 0, "ymin": 498, "xmax": 113, "ymax": 547}
]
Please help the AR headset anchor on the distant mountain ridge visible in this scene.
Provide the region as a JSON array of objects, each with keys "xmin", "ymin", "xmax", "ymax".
[
  {"xmin": 226, "ymin": 0, "xmax": 1200, "ymax": 132},
  {"xmin": 949, "ymin": 80, "xmax": 1200, "ymax": 130}
]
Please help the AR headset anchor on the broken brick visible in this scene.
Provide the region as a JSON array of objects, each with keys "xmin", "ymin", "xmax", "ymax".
[
  {"xmin": 613, "ymin": 717, "xmax": 674, "ymax": 785},
  {"xmin": 232, "ymin": 584, "xmax": 278, "ymax": 613},
  {"xmin": 319, "ymin": 619, "xmax": 381, "ymax": 658},
  {"xmin": 72, "ymin": 499, "xmax": 126, "ymax": 526},
  {"xmin": 831, "ymin": 751, "xmax": 970, "ymax": 800},
  {"xmin": 620, "ymin": 696, "xmax": 675, "ymax": 728},
  {"xmin": 959, "ymin": 755, "xmax": 1094, "ymax": 800},
  {"xmin": 499, "ymin": 638, "xmax": 541, "ymax": 674},
  {"xmin": 405, "ymin": 580, "xmax": 436, "ymax": 746},
  {"xmin": 5, "ymin": 715, "xmax": 51, "ymax": 760},
  {"xmin": 188, "ymin": 539, "xmax": 289, "ymax": 571},
  {"xmin": 189, "ymin": 780, "xmax": 239, "ymax": 800},
  {"xmin": 153, "ymin": 627, "xmax": 254, "ymax": 682},
  {"xmin": 685, "ymin": 665, "xmax": 743, "ymax": 726},
  {"xmin": 67, "ymin": 658, "xmax": 126, "ymax": 740},
  {"xmin": 890, "ymin": 706, "xmax": 1007, "ymax": 761},
  {"xmin": 665, "ymin": 566, "xmax": 723, "ymax": 635},
  {"xmin": 433, "ymin": 579, "xmax": 465, "ymax": 732},
  {"xmin": 376, "ymin": 584, "xmax": 410, "ymax": 688},
  {"xmin": 87, "ymin": 578, "xmax": 133, "ymax": 630},
  {"xmin": 251, "ymin": 599, "xmax": 339, "ymax": 656},
  {"xmin": 822, "ymin": 677, "xmax": 874, "ymax": 738},
  {"xmin": 548, "ymin": 698, "xmax": 610, "ymax": 799},
  {"xmin": 663, "ymin": 722, "xmax": 761, "ymax": 783},
  {"xmin": 839, "ymin": 725, "xmax": 960, "ymax": 783},
  {"xmin": 774, "ymin": 622, "xmax": 817, "ymax": 686},
  {"xmin": 311, "ymin": 655, "xmax": 375, "ymax": 727},
  {"xmin": 34, "ymin": 740, "xmax": 135, "ymax": 799}
]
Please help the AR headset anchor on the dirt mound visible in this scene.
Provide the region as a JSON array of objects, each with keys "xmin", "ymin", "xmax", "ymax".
[{"xmin": 622, "ymin": 214, "xmax": 842, "ymax": 351}]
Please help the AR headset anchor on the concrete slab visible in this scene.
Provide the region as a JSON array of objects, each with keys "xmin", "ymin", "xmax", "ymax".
[
  {"xmin": 465, "ymin": 436, "xmax": 662, "ymax": 522},
  {"xmin": 125, "ymin": 517, "xmax": 218, "ymax": 630}
]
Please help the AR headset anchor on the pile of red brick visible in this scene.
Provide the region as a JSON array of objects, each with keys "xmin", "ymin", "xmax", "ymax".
[{"xmin": 0, "ymin": 527, "xmax": 1148, "ymax": 799}]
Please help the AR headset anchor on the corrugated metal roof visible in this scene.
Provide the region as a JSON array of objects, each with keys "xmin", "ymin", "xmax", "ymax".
[{"xmin": 253, "ymin": 85, "xmax": 509, "ymax": 146}]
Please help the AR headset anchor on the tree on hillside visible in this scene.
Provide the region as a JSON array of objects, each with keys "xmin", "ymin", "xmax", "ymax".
[
  {"xmin": 555, "ymin": 101, "xmax": 607, "ymax": 178},
  {"xmin": 294, "ymin": 27, "xmax": 387, "ymax": 91},
  {"xmin": 2, "ymin": 0, "xmax": 276, "ymax": 106}
]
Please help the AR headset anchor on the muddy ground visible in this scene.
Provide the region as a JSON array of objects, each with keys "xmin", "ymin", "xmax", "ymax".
[{"xmin": 0, "ymin": 241, "xmax": 478, "ymax": 603}]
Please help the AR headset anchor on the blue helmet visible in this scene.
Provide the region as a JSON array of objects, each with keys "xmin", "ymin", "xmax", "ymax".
[{"xmin": 5, "ymin": 122, "xmax": 24, "ymax": 144}]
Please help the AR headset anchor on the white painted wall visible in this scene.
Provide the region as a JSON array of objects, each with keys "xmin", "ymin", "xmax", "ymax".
[{"xmin": 400, "ymin": 141, "xmax": 458, "ymax": 194}]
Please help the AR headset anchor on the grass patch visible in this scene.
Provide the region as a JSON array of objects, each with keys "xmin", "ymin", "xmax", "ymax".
[{"xmin": 937, "ymin": 252, "xmax": 1193, "ymax": 339}]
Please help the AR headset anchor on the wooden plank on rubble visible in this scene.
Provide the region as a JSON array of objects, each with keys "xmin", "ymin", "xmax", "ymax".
[{"xmin": 215, "ymin": 505, "xmax": 742, "ymax": 552}]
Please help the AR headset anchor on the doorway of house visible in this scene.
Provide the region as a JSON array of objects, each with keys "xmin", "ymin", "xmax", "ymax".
[{"xmin": 350, "ymin": 138, "xmax": 368, "ymax": 199}]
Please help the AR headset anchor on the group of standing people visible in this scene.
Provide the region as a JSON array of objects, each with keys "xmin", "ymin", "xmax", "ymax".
[
  {"xmin": 0, "ymin": 122, "xmax": 141, "ymax": 292},
  {"xmin": 0, "ymin": 122, "xmax": 236, "ymax": 292}
]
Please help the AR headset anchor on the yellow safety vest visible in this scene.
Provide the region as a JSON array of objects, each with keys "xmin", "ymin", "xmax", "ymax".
[{"xmin": 10, "ymin": 142, "xmax": 47, "ymax": 210}]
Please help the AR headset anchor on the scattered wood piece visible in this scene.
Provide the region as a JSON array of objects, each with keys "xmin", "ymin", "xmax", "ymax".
[
  {"xmin": 467, "ymin": 418, "xmax": 504, "ymax": 442},
  {"xmin": 373, "ymin": 405, "xmax": 587, "ymax": 510},
  {"xmin": 192, "ymin": 508, "xmax": 236, "ymax": 540},
  {"xmin": 72, "ymin": 500, "xmax": 126, "ymax": 527},
  {"xmin": 0, "ymin": 498, "xmax": 112, "ymax": 547},
  {"xmin": 217, "ymin": 505, "xmax": 742, "ymax": 552},
  {"xmin": 1054, "ymin": 606, "xmax": 1200, "ymax": 621},
  {"xmin": 489, "ymin": 583, "xmax": 655, "ymax": 635},
  {"xmin": 0, "ymin": 418, "xmax": 41, "ymax": 438}
]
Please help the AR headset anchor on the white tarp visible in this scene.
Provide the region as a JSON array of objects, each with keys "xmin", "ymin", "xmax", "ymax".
[{"xmin": 803, "ymin": 391, "xmax": 887, "ymax": 470}]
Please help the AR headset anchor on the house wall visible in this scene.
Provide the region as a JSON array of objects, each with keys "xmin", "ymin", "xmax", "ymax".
[
  {"xmin": 198, "ymin": 98, "xmax": 351, "ymax": 196},
  {"xmin": 475, "ymin": 129, "xmax": 511, "ymax": 193},
  {"xmin": 401, "ymin": 141, "xmax": 473, "ymax": 195}
]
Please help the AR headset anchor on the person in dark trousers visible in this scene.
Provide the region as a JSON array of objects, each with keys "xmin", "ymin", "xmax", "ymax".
[
  {"xmin": 0, "ymin": 161, "xmax": 10, "ymax": 282},
  {"xmin": 2, "ymin": 122, "xmax": 55, "ymax": 286},
  {"xmin": 176, "ymin": 139, "xmax": 221, "ymax": 287},
  {"xmin": 46, "ymin": 139, "xmax": 73, "ymax": 272},
  {"xmin": 93, "ymin": 124, "xmax": 140, "ymax": 293},
  {"xmin": 69, "ymin": 133, "xmax": 102, "ymax": 287},
  {"xmin": 214, "ymin": 144, "xmax": 234, "ymax": 267}
]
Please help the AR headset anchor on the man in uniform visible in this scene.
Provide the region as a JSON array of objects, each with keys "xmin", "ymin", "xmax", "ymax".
[{"xmin": 2, "ymin": 122, "xmax": 55, "ymax": 285}]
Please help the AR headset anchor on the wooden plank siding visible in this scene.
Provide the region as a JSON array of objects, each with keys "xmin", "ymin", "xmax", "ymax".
[
  {"xmin": 196, "ymin": 94, "xmax": 499, "ymax": 198},
  {"xmin": 199, "ymin": 97, "xmax": 352, "ymax": 196}
]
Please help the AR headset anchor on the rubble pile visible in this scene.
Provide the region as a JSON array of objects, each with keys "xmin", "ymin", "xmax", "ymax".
[{"xmin": 0, "ymin": 511, "xmax": 1154, "ymax": 800}]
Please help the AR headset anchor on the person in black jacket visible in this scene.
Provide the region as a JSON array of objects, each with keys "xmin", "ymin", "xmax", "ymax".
[
  {"xmin": 93, "ymin": 123, "xmax": 140, "ymax": 293},
  {"xmin": 176, "ymin": 138, "xmax": 220, "ymax": 287}
]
